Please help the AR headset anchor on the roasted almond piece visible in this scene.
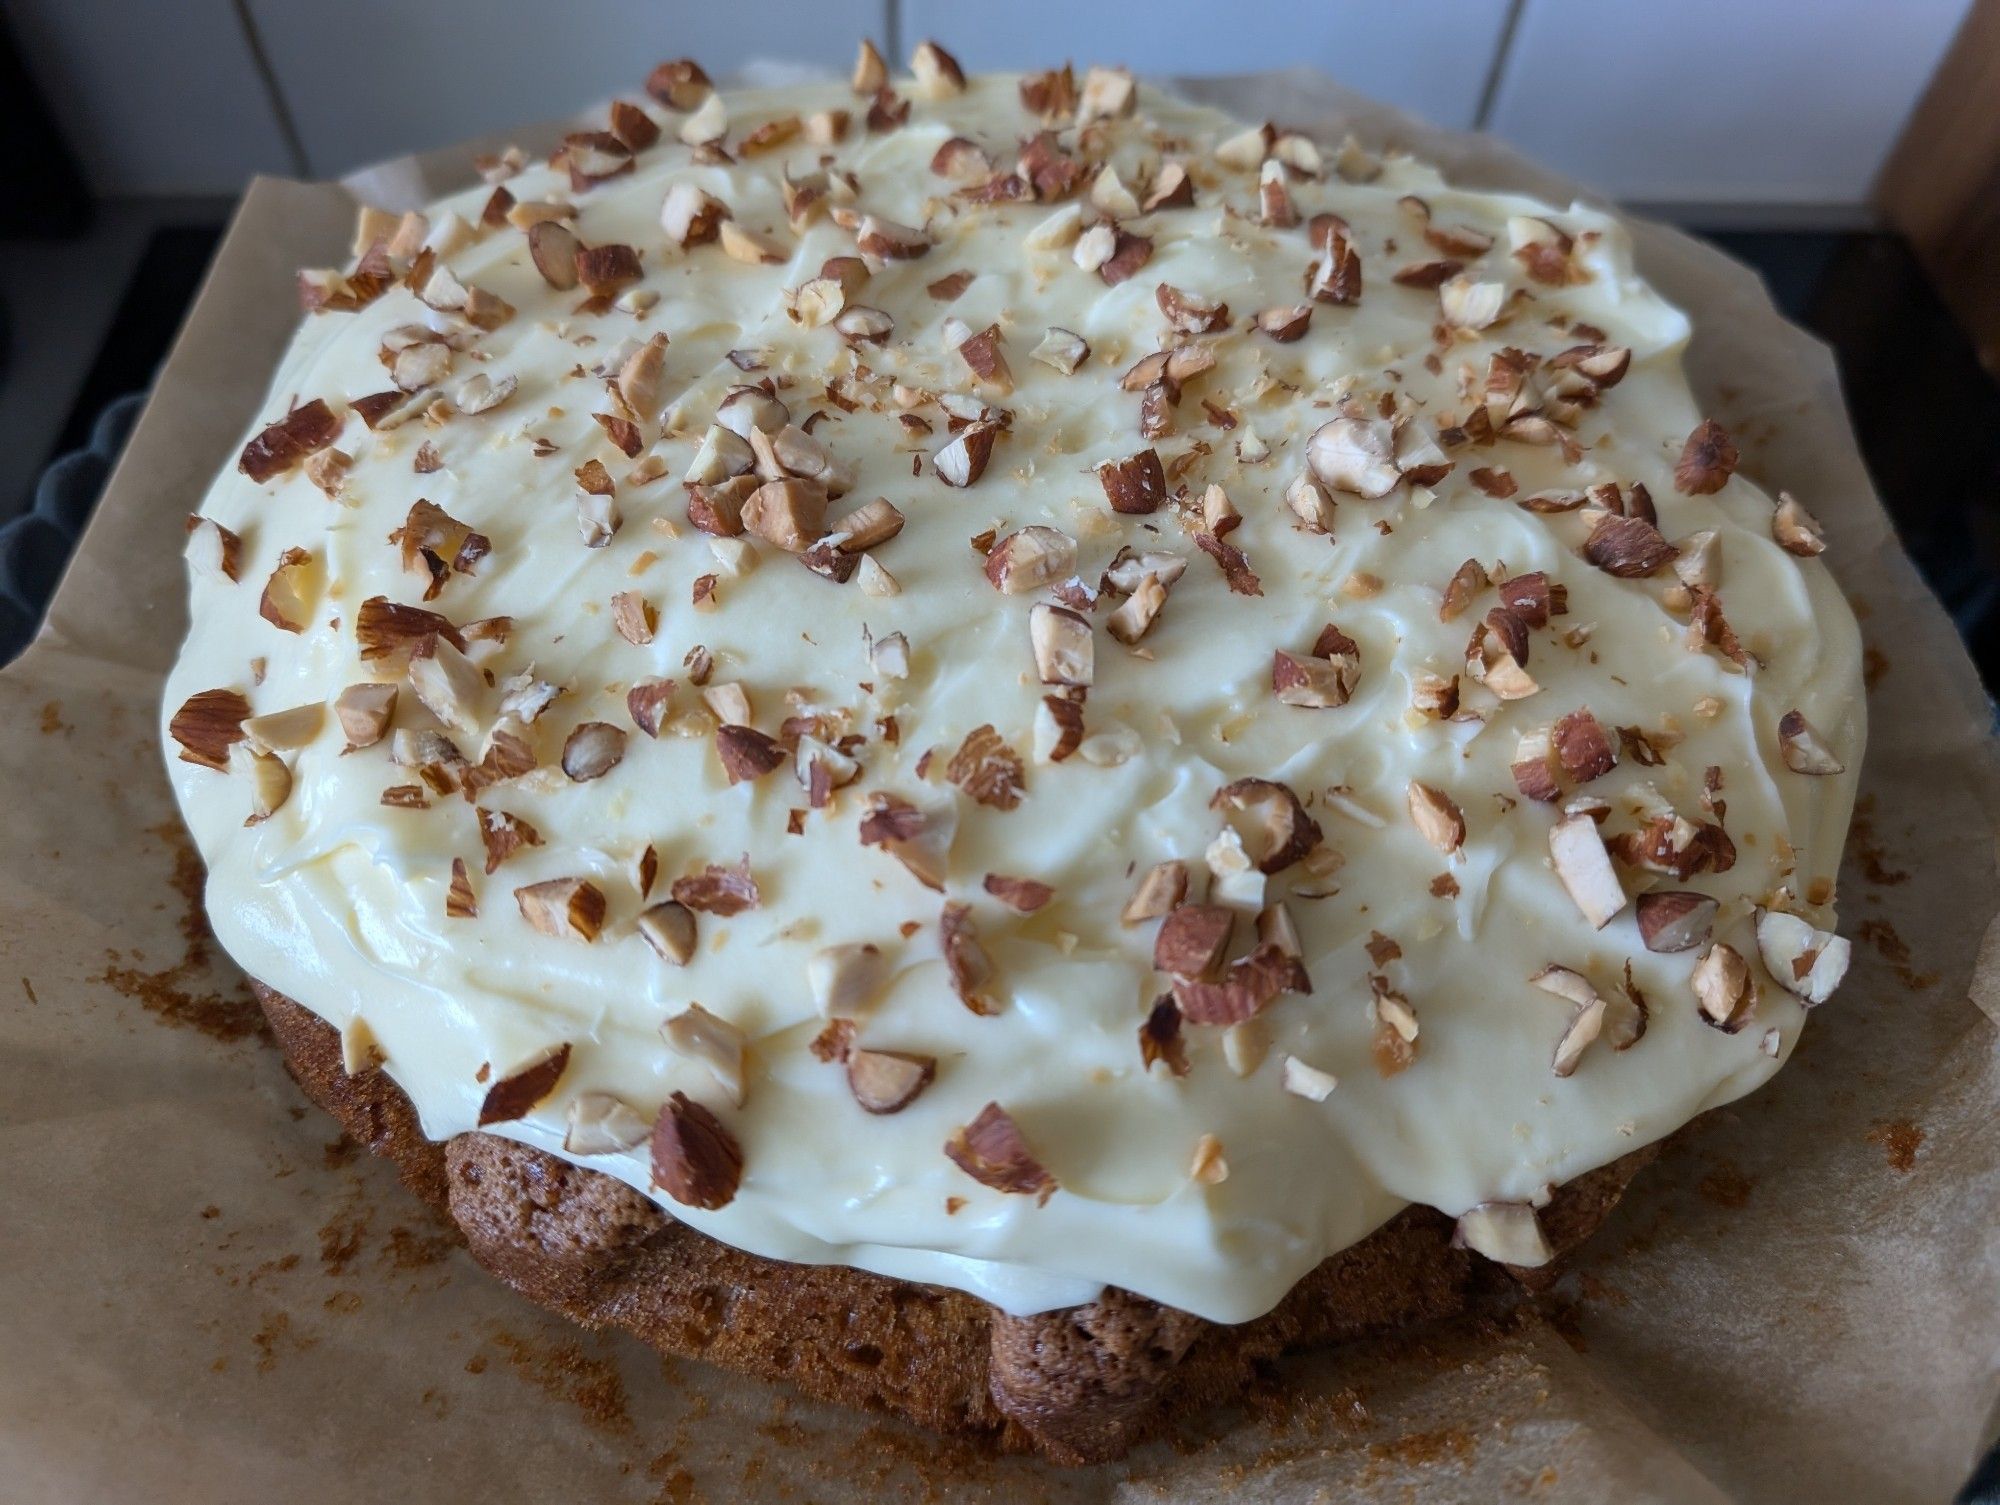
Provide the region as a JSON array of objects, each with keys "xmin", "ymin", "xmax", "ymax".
[
  {"xmin": 850, "ymin": 38, "xmax": 888, "ymax": 94},
  {"xmin": 515, "ymin": 878, "xmax": 607, "ymax": 942},
  {"xmin": 1272, "ymin": 649, "xmax": 1351, "ymax": 708},
  {"xmin": 1096, "ymin": 449, "xmax": 1167, "ymax": 514},
  {"xmin": 1636, "ymin": 891, "xmax": 1717, "ymax": 953},
  {"xmin": 1754, "ymin": 908, "xmax": 1851, "ymax": 1006},
  {"xmin": 742, "ymin": 477, "xmax": 828, "ymax": 551},
  {"xmin": 933, "ymin": 421, "xmax": 998, "ymax": 487},
  {"xmin": 661, "ymin": 181, "xmax": 728, "ymax": 247},
  {"xmin": 334, "ymin": 683, "xmax": 397, "ymax": 750},
  {"xmin": 808, "ymin": 943, "xmax": 891, "ymax": 1016},
  {"xmin": 1772, "ymin": 492, "xmax": 1827, "ymax": 556},
  {"xmin": 1212, "ymin": 778, "xmax": 1322, "ymax": 874},
  {"xmin": 663, "ymin": 1002, "xmax": 747, "ymax": 1106},
  {"xmin": 646, "ymin": 58, "xmax": 713, "ymax": 110},
  {"xmin": 1453, "ymin": 1202, "xmax": 1552, "ymax": 1267},
  {"xmin": 1553, "ymin": 708, "xmax": 1617, "ymax": 784},
  {"xmin": 1549, "ymin": 812, "xmax": 1626, "ymax": 928},
  {"xmin": 1777, "ymin": 709, "xmax": 1844, "ymax": 774},
  {"xmin": 1256, "ymin": 304, "xmax": 1313, "ymax": 342},
  {"xmin": 984, "ymin": 526, "xmax": 1076, "ymax": 594},
  {"xmin": 716, "ymin": 724, "xmax": 785, "ymax": 784},
  {"xmin": 1407, "ymin": 781, "xmax": 1466, "ymax": 855},
  {"xmin": 256, "ymin": 547, "xmax": 316, "ymax": 632},
  {"xmin": 1675, "ymin": 419, "xmax": 1738, "ymax": 494},
  {"xmin": 946, "ymin": 725, "xmax": 1025, "ymax": 811},
  {"xmin": 1078, "ymin": 64, "xmax": 1136, "ymax": 122},
  {"xmin": 1106, "ymin": 574, "xmax": 1168, "ymax": 645},
  {"xmin": 561, "ymin": 721, "xmax": 626, "ymax": 781},
  {"xmin": 1439, "ymin": 275, "xmax": 1504, "ymax": 330},
  {"xmin": 241, "ymin": 746, "xmax": 294, "ymax": 823},
  {"xmin": 859, "ymin": 794, "xmax": 954, "ymax": 889},
  {"xmin": 184, "ymin": 516, "xmax": 242, "ymax": 583},
  {"xmin": 564, "ymin": 1092, "xmax": 652, "ymax": 1154},
  {"xmin": 1154, "ymin": 904, "xmax": 1234, "ymax": 979},
  {"xmin": 1028, "ymin": 603, "xmax": 1093, "ymax": 686},
  {"xmin": 983, "ymin": 874, "xmax": 1053, "ymax": 914},
  {"xmin": 939, "ymin": 900, "xmax": 995, "ymax": 1013},
  {"xmin": 944, "ymin": 1103, "xmax": 1056, "ymax": 1202},
  {"xmin": 1306, "ymin": 418, "xmax": 1399, "ymax": 498},
  {"xmin": 848, "ymin": 1049, "xmax": 937, "ymax": 1113},
  {"xmin": 640, "ymin": 892, "xmax": 704, "ymax": 964},
  {"xmin": 476, "ymin": 807, "xmax": 541, "ymax": 874},
  {"xmin": 239, "ymin": 399, "xmax": 340, "ymax": 483},
  {"xmin": 832, "ymin": 497, "xmax": 904, "ymax": 552},
  {"xmin": 650, "ymin": 1091, "xmax": 742, "ymax": 1210},
  {"xmin": 1692, "ymin": 941, "xmax": 1757, "ymax": 1031},
  {"xmin": 242, "ymin": 702, "xmax": 324, "ymax": 754},
  {"xmin": 1123, "ymin": 860, "xmax": 1188, "ymax": 924},
  {"xmin": 855, "ymin": 214, "xmax": 931, "ymax": 259},
  {"xmin": 626, "ymin": 678, "xmax": 675, "ymax": 737},
  {"xmin": 1583, "ymin": 514, "xmax": 1677, "ymax": 578},
  {"xmin": 170, "ymin": 688, "xmax": 251, "ymax": 771},
  {"xmin": 1031, "ymin": 327, "xmax": 1090, "ymax": 374},
  {"xmin": 527, "ymin": 220, "xmax": 581, "ymax": 288},
  {"xmin": 671, "ymin": 858, "xmax": 760, "ymax": 916},
  {"xmin": 477, "ymin": 1043, "xmax": 571, "ymax": 1125}
]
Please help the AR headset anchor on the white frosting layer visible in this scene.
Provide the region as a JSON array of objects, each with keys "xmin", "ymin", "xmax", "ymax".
[{"xmin": 163, "ymin": 71, "xmax": 1864, "ymax": 1324}]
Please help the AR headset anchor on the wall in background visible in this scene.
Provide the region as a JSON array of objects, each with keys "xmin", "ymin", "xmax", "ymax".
[{"xmin": 0, "ymin": 0, "xmax": 1974, "ymax": 214}]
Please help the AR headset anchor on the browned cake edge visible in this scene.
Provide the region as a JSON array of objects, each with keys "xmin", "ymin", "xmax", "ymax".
[{"xmin": 254, "ymin": 980, "xmax": 1653, "ymax": 1464}]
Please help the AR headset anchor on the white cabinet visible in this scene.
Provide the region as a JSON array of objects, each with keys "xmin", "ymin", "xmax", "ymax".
[
  {"xmin": 4, "ymin": 0, "xmax": 1973, "ymax": 209},
  {"xmin": 4, "ymin": 0, "xmax": 294, "ymax": 193},
  {"xmin": 243, "ymin": 0, "xmax": 887, "ymax": 177},
  {"xmin": 899, "ymin": 0, "xmax": 1515, "ymax": 129},
  {"xmin": 1485, "ymin": 0, "xmax": 1973, "ymax": 208}
]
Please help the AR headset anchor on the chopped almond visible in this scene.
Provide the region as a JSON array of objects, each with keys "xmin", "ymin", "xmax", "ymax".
[{"xmin": 944, "ymin": 1103, "xmax": 1055, "ymax": 1202}]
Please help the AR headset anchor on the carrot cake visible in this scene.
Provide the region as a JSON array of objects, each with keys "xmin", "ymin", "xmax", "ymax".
[{"xmin": 162, "ymin": 42, "xmax": 1863, "ymax": 1462}]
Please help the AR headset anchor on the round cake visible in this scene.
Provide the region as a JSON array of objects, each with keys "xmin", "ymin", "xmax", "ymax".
[{"xmin": 162, "ymin": 43, "xmax": 1864, "ymax": 1462}]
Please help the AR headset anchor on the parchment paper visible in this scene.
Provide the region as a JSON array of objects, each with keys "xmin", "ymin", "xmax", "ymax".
[{"xmin": 2, "ymin": 70, "xmax": 1995, "ymax": 1503}]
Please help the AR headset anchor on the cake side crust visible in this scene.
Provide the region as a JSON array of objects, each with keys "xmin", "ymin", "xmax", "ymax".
[{"xmin": 256, "ymin": 980, "xmax": 1652, "ymax": 1463}]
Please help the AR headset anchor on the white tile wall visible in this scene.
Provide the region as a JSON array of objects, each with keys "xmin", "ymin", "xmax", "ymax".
[
  {"xmin": 243, "ymin": 0, "xmax": 886, "ymax": 178},
  {"xmin": 899, "ymin": 0, "xmax": 1515, "ymax": 129},
  {"xmin": 5, "ymin": 0, "xmax": 1972, "ymax": 209},
  {"xmin": 1485, "ymin": 0, "xmax": 1973, "ymax": 207},
  {"xmin": 3, "ymin": 0, "xmax": 295, "ymax": 193}
]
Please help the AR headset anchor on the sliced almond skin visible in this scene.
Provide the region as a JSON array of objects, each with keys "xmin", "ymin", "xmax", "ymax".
[
  {"xmin": 1407, "ymin": 781, "xmax": 1466, "ymax": 854},
  {"xmin": 1777, "ymin": 710, "xmax": 1844, "ymax": 775},
  {"xmin": 650, "ymin": 1091, "xmax": 743, "ymax": 1210},
  {"xmin": 477, "ymin": 1043, "xmax": 571, "ymax": 1125},
  {"xmin": 637, "ymin": 901, "xmax": 698, "ymax": 964},
  {"xmin": 1754, "ymin": 908, "xmax": 1851, "ymax": 1006},
  {"xmin": 514, "ymin": 877, "xmax": 607, "ymax": 942},
  {"xmin": 847, "ymin": 1049, "xmax": 937, "ymax": 1113},
  {"xmin": 170, "ymin": 688, "xmax": 252, "ymax": 771},
  {"xmin": 1153, "ymin": 904, "xmax": 1235, "ymax": 979},
  {"xmin": 1636, "ymin": 891, "xmax": 1718, "ymax": 952},
  {"xmin": 944, "ymin": 1102, "xmax": 1056, "ymax": 1203},
  {"xmin": 1693, "ymin": 941, "xmax": 1757, "ymax": 1031}
]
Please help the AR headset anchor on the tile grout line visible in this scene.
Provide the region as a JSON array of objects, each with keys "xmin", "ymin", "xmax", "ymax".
[
  {"xmin": 228, "ymin": 0, "xmax": 312, "ymax": 179},
  {"xmin": 1472, "ymin": 0, "xmax": 1530, "ymax": 132},
  {"xmin": 883, "ymin": 0, "xmax": 904, "ymax": 71}
]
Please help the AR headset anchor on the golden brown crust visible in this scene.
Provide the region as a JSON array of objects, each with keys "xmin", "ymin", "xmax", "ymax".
[{"xmin": 253, "ymin": 979, "xmax": 1649, "ymax": 1463}]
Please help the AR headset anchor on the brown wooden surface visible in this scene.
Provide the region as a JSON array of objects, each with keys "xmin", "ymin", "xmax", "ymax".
[{"xmin": 1877, "ymin": 0, "xmax": 2000, "ymax": 370}]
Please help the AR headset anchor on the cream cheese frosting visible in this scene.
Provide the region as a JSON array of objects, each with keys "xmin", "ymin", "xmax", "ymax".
[{"xmin": 162, "ymin": 60, "xmax": 1864, "ymax": 1324}]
